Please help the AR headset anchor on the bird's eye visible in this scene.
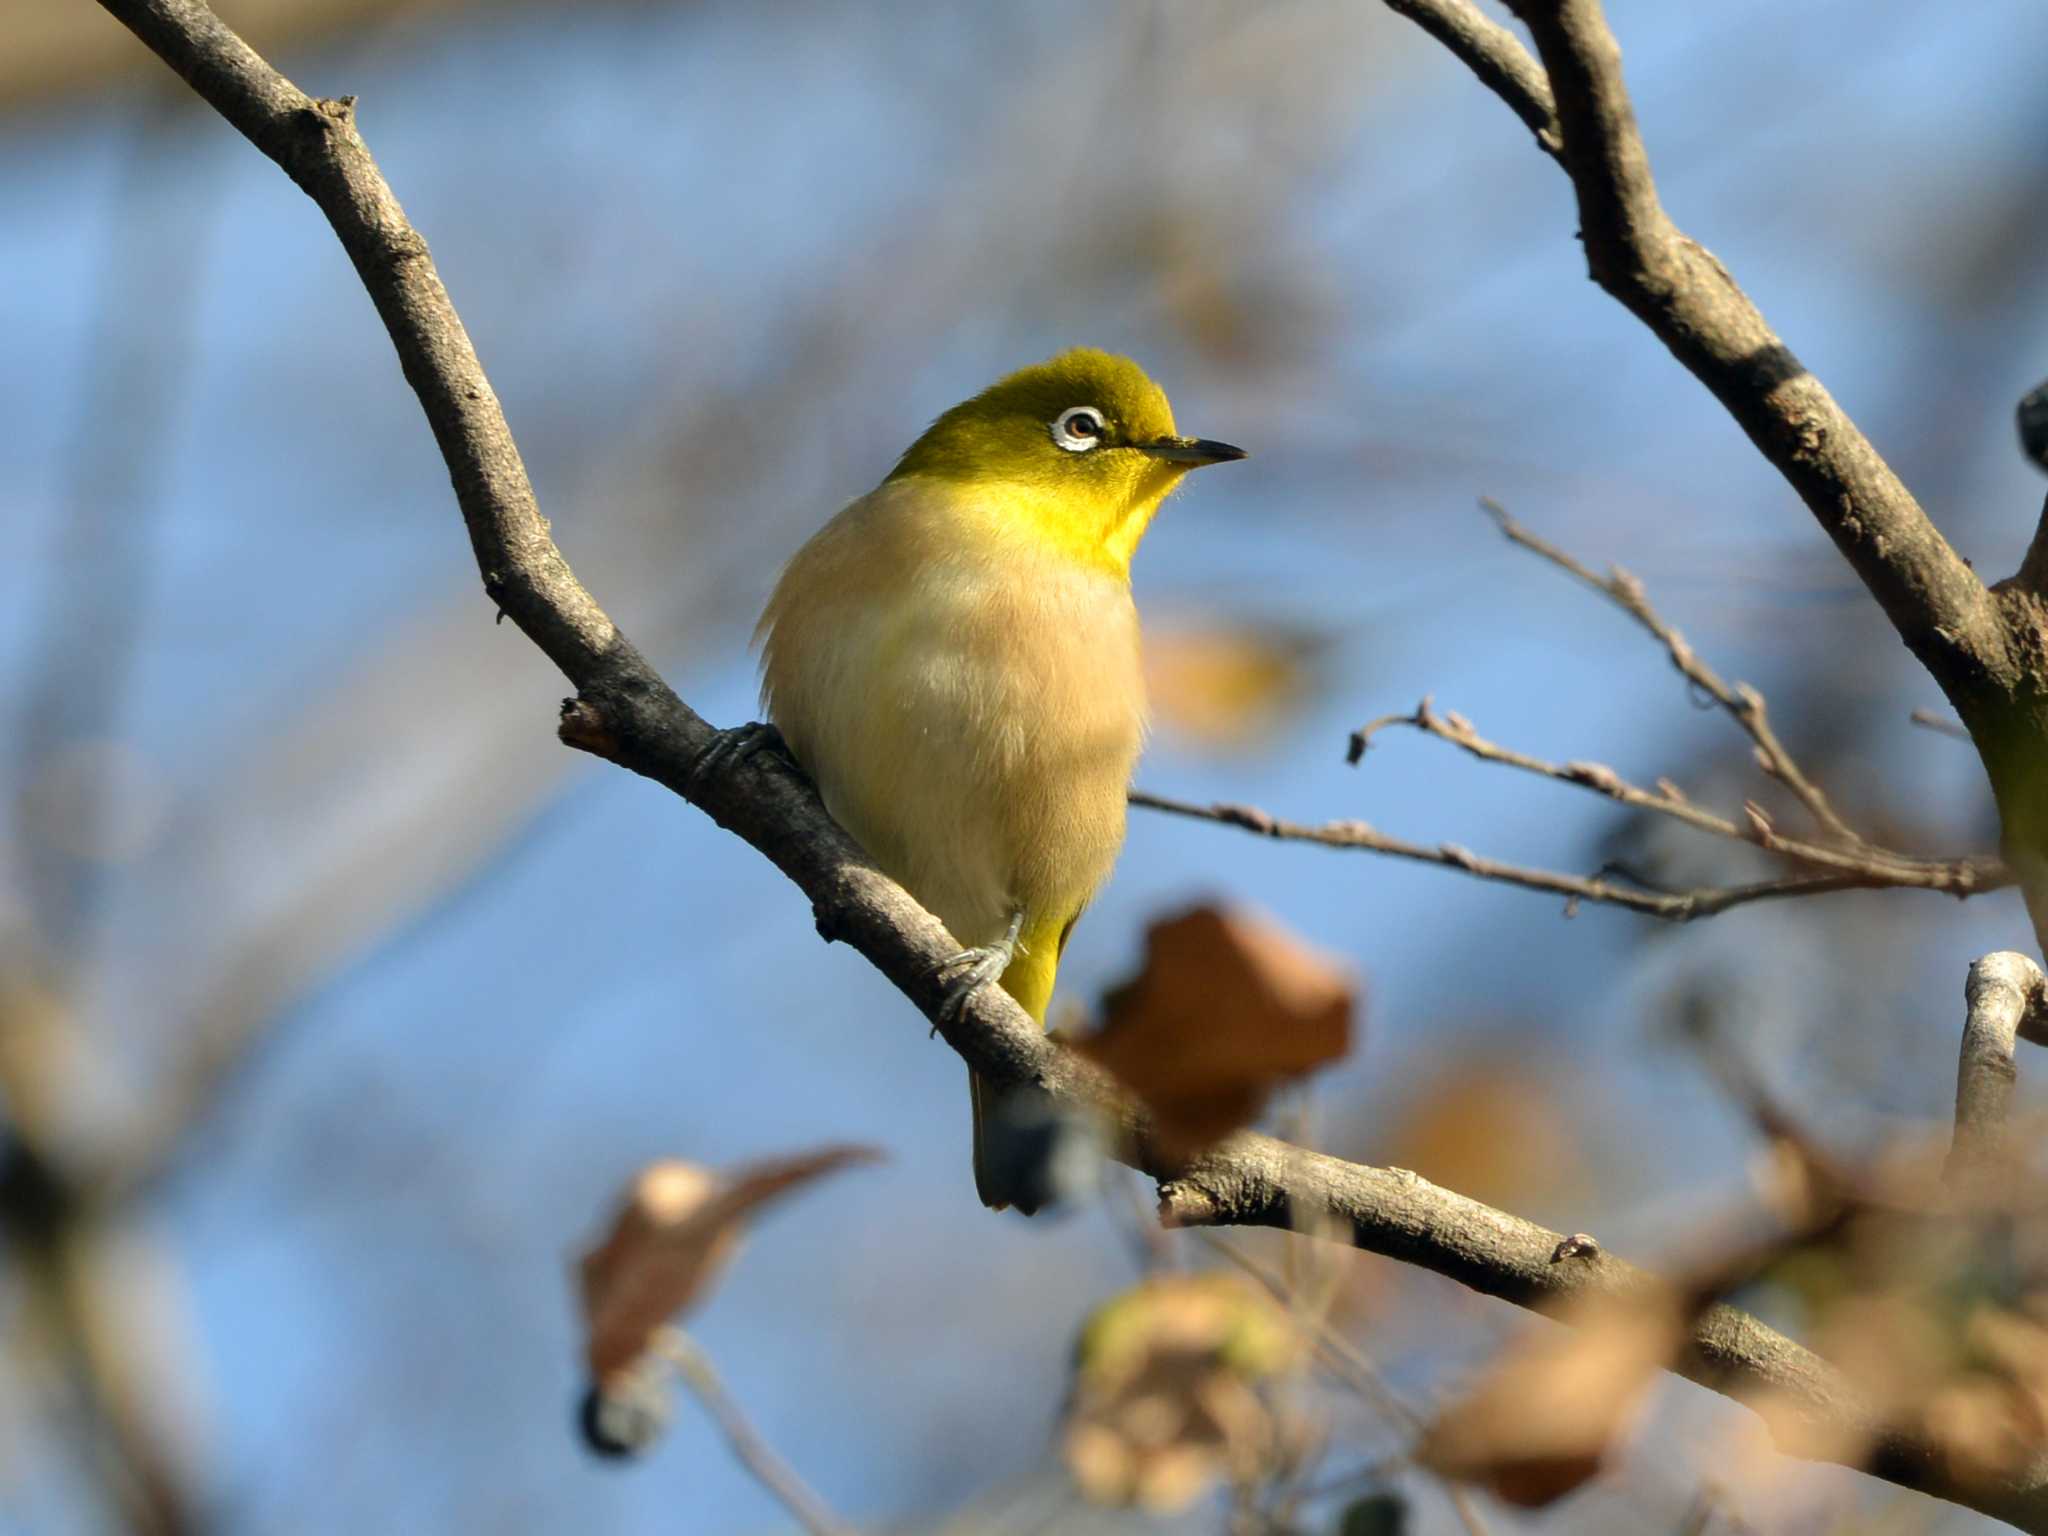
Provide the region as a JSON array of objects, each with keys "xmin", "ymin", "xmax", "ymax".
[{"xmin": 1051, "ymin": 406, "xmax": 1106, "ymax": 453}]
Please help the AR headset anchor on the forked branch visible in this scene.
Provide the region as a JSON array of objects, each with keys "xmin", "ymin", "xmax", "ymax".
[
  {"xmin": 1383, "ymin": 0, "xmax": 2005, "ymax": 703},
  {"xmin": 1130, "ymin": 788, "xmax": 2000, "ymax": 922},
  {"xmin": 1514, "ymin": 0, "xmax": 2002, "ymax": 690},
  {"xmin": 1172, "ymin": 505, "xmax": 2010, "ymax": 921},
  {"xmin": 1477, "ymin": 498, "xmax": 1859, "ymax": 844}
]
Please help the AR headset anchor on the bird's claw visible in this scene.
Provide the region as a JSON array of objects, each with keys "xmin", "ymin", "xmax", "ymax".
[
  {"xmin": 927, "ymin": 911, "xmax": 1025, "ymax": 1035},
  {"xmin": 929, "ymin": 945, "xmax": 1011, "ymax": 1034},
  {"xmin": 689, "ymin": 721, "xmax": 791, "ymax": 790}
]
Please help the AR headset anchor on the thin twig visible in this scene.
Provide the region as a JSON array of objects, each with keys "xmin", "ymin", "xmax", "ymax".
[
  {"xmin": 1673, "ymin": 1489, "xmax": 1716, "ymax": 1536},
  {"xmin": 1381, "ymin": 0, "xmax": 1560, "ymax": 159},
  {"xmin": 2015, "ymin": 489, "xmax": 2048, "ymax": 597},
  {"xmin": 1348, "ymin": 696, "xmax": 1991, "ymax": 889},
  {"xmin": 1203, "ymin": 1236, "xmax": 1493, "ymax": 1536},
  {"xmin": 1909, "ymin": 708, "xmax": 1971, "ymax": 742},
  {"xmin": 1448, "ymin": 1485, "xmax": 1491, "ymax": 1536},
  {"xmin": 1201, "ymin": 1234, "xmax": 1421, "ymax": 1431},
  {"xmin": 1130, "ymin": 789, "xmax": 2006, "ymax": 919},
  {"xmin": 657, "ymin": 1331, "xmax": 856, "ymax": 1536},
  {"xmin": 1466, "ymin": 1, "xmax": 2004, "ymax": 693},
  {"xmin": 1478, "ymin": 498, "xmax": 1862, "ymax": 845}
]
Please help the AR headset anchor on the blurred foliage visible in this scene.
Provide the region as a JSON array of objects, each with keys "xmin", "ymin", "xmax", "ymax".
[
  {"xmin": 1144, "ymin": 620, "xmax": 1333, "ymax": 757},
  {"xmin": 1064, "ymin": 1271, "xmax": 1302, "ymax": 1513}
]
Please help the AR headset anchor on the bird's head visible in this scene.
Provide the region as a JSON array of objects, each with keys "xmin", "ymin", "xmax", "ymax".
[{"xmin": 886, "ymin": 348, "xmax": 1245, "ymax": 575}]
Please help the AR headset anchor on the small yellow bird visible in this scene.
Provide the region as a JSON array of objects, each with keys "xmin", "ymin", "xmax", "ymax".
[{"xmin": 754, "ymin": 349, "xmax": 1244, "ymax": 1211}]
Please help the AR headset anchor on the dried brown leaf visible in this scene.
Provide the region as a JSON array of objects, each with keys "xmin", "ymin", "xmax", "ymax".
[
  {"xmin": 576, "ymin": 1145, "xmax": 881, "ymax": 1386},
  {"xmin": 1076, "ymin": 905, "xmax": 1353, "ymax": 1160},
  {"xmin": 1417, "ymin": 1290, "xmax": 1684, "ymax": 1508}
]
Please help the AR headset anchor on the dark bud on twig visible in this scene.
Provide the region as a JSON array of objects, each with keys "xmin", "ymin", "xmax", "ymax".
[
  {"xmin": 1910, "ymin": 708, "xmax": 1971, "ymax": 742},
  {"xmin": 2018, "ymin": 380, "xmax": 2048, "ymax": 472},
  {"xmin": 579, "ymin": 1373, "xmax": 671, "ymax": 1460},
  {"xmin": 1335, "ymin": 1493, "xmax": 1411, "ymax": 1535}
]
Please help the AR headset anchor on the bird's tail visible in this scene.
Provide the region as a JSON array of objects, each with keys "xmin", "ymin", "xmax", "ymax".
[
  {"xmin": 969, "ymin": 1067, "xmax": 1074, "ymax": 1215},
  {"xmin": 967, "ymin": 914, "xmax": 1077, "ymax": 1214},
  {"xmin": 969, "ymin": 1067, "xmax": 1029, "ymax": 1214}
]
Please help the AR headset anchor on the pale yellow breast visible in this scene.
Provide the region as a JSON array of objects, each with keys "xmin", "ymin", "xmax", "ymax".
[{"xmin": 757, "ymin": 477, "xmax": 1145, "ymax": 950}]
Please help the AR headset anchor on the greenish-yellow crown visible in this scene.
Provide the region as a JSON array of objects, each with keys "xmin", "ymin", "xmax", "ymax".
[
  {"xmin": 883, "ymin": 348, "xmax": 1240, "ymax": 574},
  {"xmin": 887, "ymin": 348, "xmax": 1179, "ymax": 488}
]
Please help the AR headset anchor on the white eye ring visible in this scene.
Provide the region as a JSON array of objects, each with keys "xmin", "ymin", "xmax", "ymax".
[{"xmin": 1051, "ymin": 405, "xmax": 1106, "ymax": 452}]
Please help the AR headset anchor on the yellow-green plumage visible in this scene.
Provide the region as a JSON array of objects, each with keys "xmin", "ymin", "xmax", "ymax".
[{"xmin": 755, "ymin": 349, "xmax": 1242, "ymax": 1210}]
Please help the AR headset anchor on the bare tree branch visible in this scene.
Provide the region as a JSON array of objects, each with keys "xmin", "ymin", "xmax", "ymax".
[
  {"xmin": 1477, "ymin": 498, "xmax": 1863, "ymax": 845},
  {"xmin": 1157, "ymin": 1130, "xmax": 2048, "ymax": 1526},
  {"xmin": 1949, "ymin": 951, "xmax": 2048, "ymax": 1189},
  {"xmin": 2013, "ymin": 491, "xmax": 2048, "ymax": 598},
  {"xmin": 1382, "ymin": 0, "xmax": 2048, "ymax": 952},
  {"xmin": 1274, "ymin": 501, "xmax": 2012, "ymax": 920},
  {"xmin": 93, "ymin": 2, "xmax": 2048, "ymax": 1525},
  {"xmin": 1130, "ymin": 788, "xmax": 2006, "ymax": 919},
  {"xmin": 1200, "ymin": 1233, "xmax": 1495, "ymax": 1536},
  {"xmin": 1474, "ymin": 0, "xmax": 2005, "ymax": 695},
  {"xmin": 657, "ymin": 1331, "xmax": 855, "ymax": 1536},
  {"xmin": 1347, "ymin": 698, "xmax": 1998, "ymax": 891},
  {"xmin": 0, "ymin": 90, "xmax": 215, "ymax": 1536},
  {"xmin": 1380, "ymin": 0, "xmax": 1559, "ymax": 158},
  {"xmin": 1909, "ymin": 708, "xmax": 1972, "ymax": 742}
]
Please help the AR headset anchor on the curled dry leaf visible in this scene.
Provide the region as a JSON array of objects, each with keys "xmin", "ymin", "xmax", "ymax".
[
  {"xmin": 576, "ymin": 1145, "xmax": 882, "ymax": 1390},
  {"xmin": 1416, "ymin": 1288, "xmax": 1685, "ymax": 1508},
  {"xmin": 1063, "ymin": 1272, "xmax": 1302, "ymax": 1512},
  {"xmin": 1075, "ymin": 904, "xmax": 1353, "ymax": 1160}
]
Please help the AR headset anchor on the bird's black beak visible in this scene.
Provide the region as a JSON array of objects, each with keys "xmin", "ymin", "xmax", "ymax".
[{"xmin": 1137, "ymin": 435, "xmax": 1248, "ymax": 466}]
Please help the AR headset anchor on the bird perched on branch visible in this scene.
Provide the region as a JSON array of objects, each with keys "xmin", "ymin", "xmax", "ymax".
[{"xmin": 752, "ymin": 349, "xmax": 1244, "ymax": 1212}]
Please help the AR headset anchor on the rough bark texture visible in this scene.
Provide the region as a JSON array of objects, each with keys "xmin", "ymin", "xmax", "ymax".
[{"xmin": 1949, "ymin": 951, "xmax": 2048, "ymax": 1186}]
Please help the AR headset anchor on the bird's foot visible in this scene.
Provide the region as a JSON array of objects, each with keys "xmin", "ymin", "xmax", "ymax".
[
  {"xmin": 929, "ymin": 910, "xmax": 1025, "ymax": 1035},
  {"xmin": 688, "ymin": 721, "xmax": 794, "ymax": 791}
]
